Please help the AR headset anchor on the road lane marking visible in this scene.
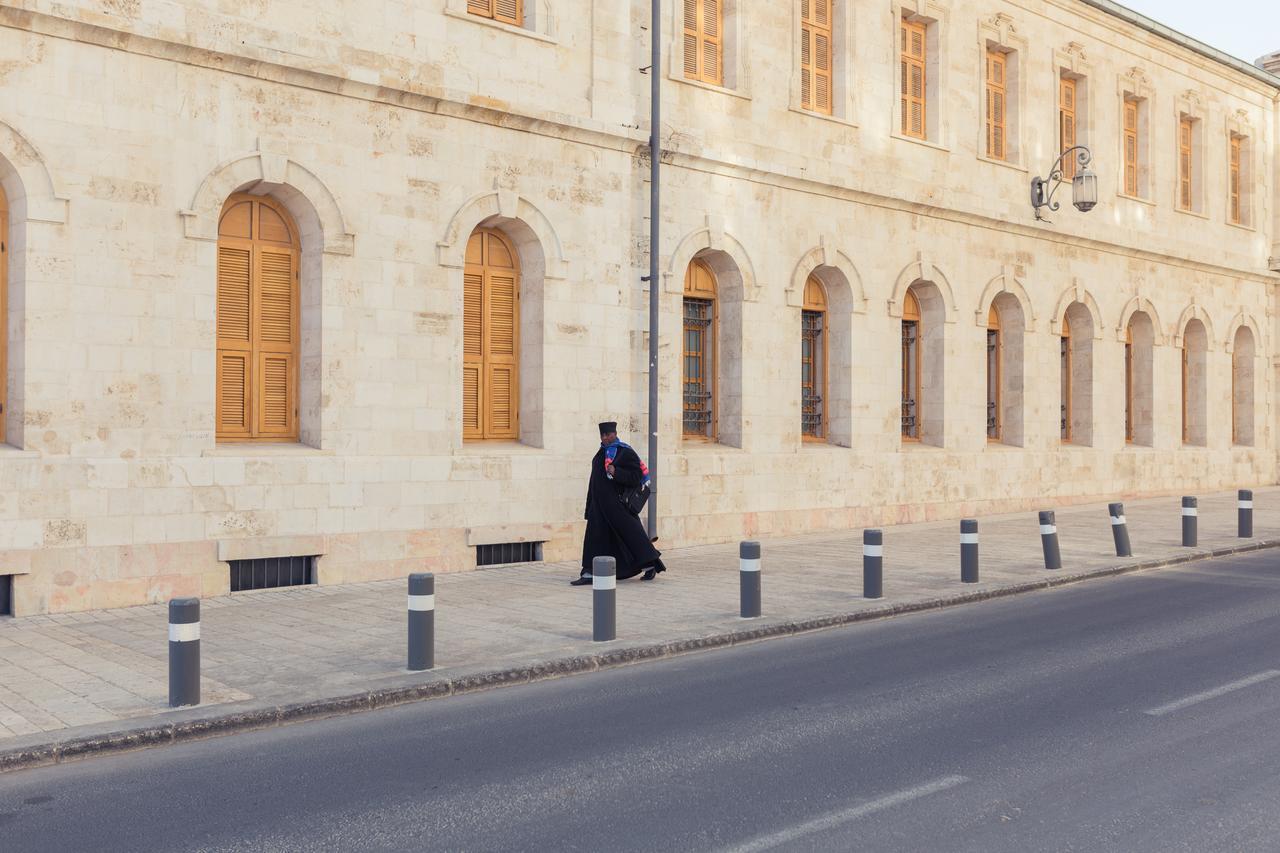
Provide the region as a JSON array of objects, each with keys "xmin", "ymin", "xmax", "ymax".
[
  {"xmin": 724, "ymin": 775, "xmax": 969, "ymax": 853},
  {"xmin": 1144, "ymin": 670, "xmax": 1280, "ymax": 717}
]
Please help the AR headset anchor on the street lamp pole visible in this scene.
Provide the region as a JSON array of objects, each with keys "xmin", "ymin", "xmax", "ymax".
[{"xmin": 646, "ymin": 0, "xmax": 661, "ymax": 539}]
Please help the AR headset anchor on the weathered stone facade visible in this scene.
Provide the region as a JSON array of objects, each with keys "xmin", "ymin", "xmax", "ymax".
[{"xmin": 0, "ymin": 1, "xmax": 1276, "ymax": 614}]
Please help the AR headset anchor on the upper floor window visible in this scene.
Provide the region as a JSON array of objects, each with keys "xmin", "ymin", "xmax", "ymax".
[
  {"xmin": 801, "ymin": 276, "xmax": 827, "ymax": 441},
  {"xmin": 1178, "ymin": 117, "xmax": 1194, "ymax": 211},
  {"xmin": 984, "ymin": 50, "xmax": 1007, "ymax": 160},
  {"xmin": 1229, "ymin": 135, "xmax": 1242, "ymax": 224},
  {"xmin": 1229, "ymin": 133, "xmax": 1252, "ymax": 226},
  {"xmin": 899, "ymin": 18, "xmax": 927, "ymax": 139},
  {"xmin": 684, "ymin": 0, "xmax": 723, "ymax": 86},
  {"xmin": 683, "ymin": 259, "xmax": 718, "ymax": 440},
  {"xmin": 1122, "ymin": 97, "xmax": 1145, "ymax": 198},
  {"xmin": 463, "ymin": 229, "xmax": 520, "ymax": 441},
  {"xmin": 800, "ymin": 0, "xmax": 833, "ymax": 114},
  {"xmin": 1059, "ymin": 77, "xmax": 1077, "ymax": 178},
  {"xmin": 467, "ymin": 0, "xmax": 521, "ymax": 27},
  {"xmin": 216, "ymin": 195, "xmax": 300, "ymax": 442}
]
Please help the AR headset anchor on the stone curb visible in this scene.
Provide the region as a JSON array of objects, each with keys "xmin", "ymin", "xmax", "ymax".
[{"xmin": 3, "ymin": 537, "xmax": 1277, "ymax": 775}]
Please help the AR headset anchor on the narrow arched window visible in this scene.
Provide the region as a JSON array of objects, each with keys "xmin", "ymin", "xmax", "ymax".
[
  {"xmin": 901, "ymin": 289, "xmax": 921, "ymax": 440},
  {"xmin": 216, "ymin": 195, "xmax": 300, "ymax": 442},
  {"xmin": 801, "ymin": 276, "xmax": 828, "ymax": 441},
  {"xmin": 1232, "ymin": 326, "xmax": 1255, "ymax": 446},
  {"xmin": 986, "ymin": 305, "xmax": 1002, "ymax": 441},
  {"xmin": 463, "ymin": 228, "xmax": 520, "ymax": 441},
  {"xmin": 683, "ymin": 259, "xmax": 717, "ymax": 439},
  {"xmin": 0, "ymin": 184, "xmax": 7, "ymax": 446},
  {"xmin": 1124, "ymin": 324, "xmax": 1134, "ymax": 444},
  {"xmin": 1060, "ymin": 314, "xmax": 1072, "ymax": 442}
]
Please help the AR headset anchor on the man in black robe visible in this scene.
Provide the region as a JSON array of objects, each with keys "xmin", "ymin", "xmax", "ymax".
[{"xmin": 572, "ymin": 422, "xmax": 667, "ymax": 586}]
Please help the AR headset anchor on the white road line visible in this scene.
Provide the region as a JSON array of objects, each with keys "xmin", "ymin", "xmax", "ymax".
[
  {"xmin": 723, "ymin": 775, "xmax": 969, "ymax": 853},
  {"xmin": 1144, "ymin": 670, "xmax": 1280, "ymax": 717}
]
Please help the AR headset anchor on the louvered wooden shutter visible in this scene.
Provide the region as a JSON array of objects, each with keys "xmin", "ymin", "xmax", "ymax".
[
  {"xmin": 1123, "ymin": 100, "xmax": 1139, "ymax": 197},
  {"xmin": 1059, "ymin": 77, "xmax": 1076, "ymax": 179},
  {"xmin": 463, "ymin": 266, "xmax": 484, "ymax": 440},
  {"xmin": 217, "ymin": 245, "xmax": 253, "ymax": 438},
  {"xmin": 683, "ymin": 0, "xmax": 722, "ymax": 85},
  {"xmin": 801, "ymin": 0, "xmax": 833, "ymax": 114},
  {"xmin": 463, "ymin": 230, "xmax": 520, "ymax": 441},
  {"xmin": 468, "ymin": 0, "xmax": 521, "ymax": 26},
  {"xmin": 1178, "ymin": 119, "xmax": 1193, "ymax": 210},
  {"xmin": 985, "ymin": 51, "xmax": 1006, "ymax": 160},
  {"xmin": 255, "ymin": 247, "xmax": 297, "ymax": 438},
  {"xmin": 900, "ymin": 20, "xmax": 926, "ymax": 139},
  {"xmin": 1229, "ymin": 136, "xmax": 1242, "ymax": 224}
]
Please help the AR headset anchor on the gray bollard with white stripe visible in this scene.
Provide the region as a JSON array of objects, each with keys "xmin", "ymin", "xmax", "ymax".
[
  {"xmin": 407, "ymin": 573, "xmax": 435, "ymax": 671},
  {"xmin": 740, "ymin": 541, "xmax": 761, "ymax": 619},
  {"xmin": 168, "ymin": 597, "xmax": 200, "ymax": 708},
  {"xmin": 1109, "ymin": 502, "xmax": 1132, "ymax": 558},
  {"xmin": 593, "ymin": 556, "xmax": 616, "ymax": 642},
  {"xmin": 1239, "ymin": 490, "xmax": 1254, "ymax": 538},
  {"xmin": 1039, "ymin": 511, "xmax": 1062, "ymax": 571},
  {"xmin": 863, "ymin": 529, "xmax": 883, "ymax": 599},
  {"xmin": 960, "ymin": 519, "xmax": 979, "ymax": 584},
  {"xmin": 1182, "ymin": 496, "xmax": 1198, "ymax": 547}
]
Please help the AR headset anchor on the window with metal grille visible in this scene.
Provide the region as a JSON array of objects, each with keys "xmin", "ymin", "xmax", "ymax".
[
  {"xmin": 1060, "ymin": 317, "xmax": 1072, "ymax": 442},
  {"xmin": 683, "ymin": 298, "xmax": 715, "ymax": 439},
  {"xmin": 0, "ymin": 575, "xmax": 12, "ymax": 616},
  {"xmin": 476, "ymin": 542, "xmax": 543, "ymax": 567},
  {"xmin": 229, "ymin": 556, "xmax": 316, "ymax": 592},
  {"xmin": 801, "ymin": 310, "xmax": 825, "ymax": 439},
  {"xmin": 986, "ymin": 306, "xmax": 1002, "ymax": 441},
  {"xmin": 901, "ymin": 290, "xmax": 921, "ymax": 440}
]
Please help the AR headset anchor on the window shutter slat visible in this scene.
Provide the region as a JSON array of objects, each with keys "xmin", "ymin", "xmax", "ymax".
[
  {"xmin": 486, "ymin": 366, "xmax": 515, "ymax": 436},
  {"xmin": 468, "ymin": 0, "xmax": 492, "ymax": 14},
  {"xmin": 257, "ymin": 353, "xmax": 293, "ymax": 435},
  {"xmin": 463, "ymin": 366, "xmax": 482, "ymax": 438},
  {"xmin": 257, "ymin": 249, "xmax": 296, "ymax": 345},
  {"xmin": 217, "ymin": 247, "xmax": 251, "ymax": 344},
  {"xmin": 493, "ymin": 0, "xmax": 520, "ymax": 26},
  {"xmin": 217, "ymin": 352, "xmax": 250, "ymax": 436}
]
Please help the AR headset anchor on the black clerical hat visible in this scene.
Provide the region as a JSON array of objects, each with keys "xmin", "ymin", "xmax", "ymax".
[{"xmin": 598, "ymin": 421, "xmax": 618, "ymax": 436}]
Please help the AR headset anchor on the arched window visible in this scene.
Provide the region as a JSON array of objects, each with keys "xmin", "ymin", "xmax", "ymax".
[
  {"xmin": 801, "ymin": 276, "xmax": 827, "ymax": 441},
  {"xmin": 1233, "ymin": 326, "xmax": 1255, "ymax": 446},
  {"xmin": 683, "ymin": 259, "xmax": 717, "ymax": 439},
  {"xmin": 0, "ymin": 184, "xmax": 7, "ymax": 446},
  {"xmin": 1060, "ymin": 314, "xmax": 1072, "ymax": 442},
  {"xmin": 901, "ymin": 289, "xmax": 921, "ymax": 440},
  {"xmin": 986, "ymin": 305, "xmax": 1002, "ymax": 441},
  {"xmin": 216, "ymin": 194, "xmax": 300, "ymax": 442},
  {"xmin": 1124, "ymin": 324, "xmax": 1134, "ymax": 443},
  {"xmin": 463, "ymin": 228, "xmax": 520, "ymax": 441},
  {"xmin": 1181, "ymin": 320, "xmax": 1207, "ymax": 446}
]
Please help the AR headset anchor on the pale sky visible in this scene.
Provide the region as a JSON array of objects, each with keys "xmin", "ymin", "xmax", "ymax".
[{"xmin": 1118, "ymin": 0, "xmax": 1278, "ymax": 66}]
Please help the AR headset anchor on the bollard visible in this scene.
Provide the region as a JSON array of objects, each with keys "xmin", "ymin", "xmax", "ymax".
[
  {"xmin": 407, "ymin": 573, "xmax": 435, "ymax": 671},
  {"xmin": 740, "ymin": 541, "xmax": 761, "ymax": 619},
  {"xmin": 1039, "ymin": 511, "xmax": 1062, "ymax": 571},
  {"xmin": 1182, "ymin": 496, "xmax": 1198, "ymax": 547},
  {"xmin": 1239, "ymin": 490, "xmax": 1254, "ymax": 539},
  {"xmin": 168, "ymin": 597, "xmax": 200, "ymax": 708},
  {"xmin": 592, "ymin": 556, "xmax": 616, "ymax": 642},
  {"xmin": 863, "ymin": 529, "xmax": 883, "ymax": 599},
  {"xmin": 1108, "ymin": 502, "xmax": 1132, "ymax": 558},
  {"xmin": 960, "ymin": 520, "xmax": 979, "ymax": 584}
]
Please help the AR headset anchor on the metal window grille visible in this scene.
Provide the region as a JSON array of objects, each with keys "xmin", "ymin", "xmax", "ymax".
[
  {"xmin": 1060, "ymin": 335, "xmax": 1071, "ymax": 441},
  {"xmin": 229, "ymin": 556, "xmax": 316, "ymax": 593},
  {"xmin": 683, "ymin": 298, "xmax": 714, "ymax": 438},
  {"xmin": 986, "ymin": 328, "xmax": 1001, "ymax": 439},
  {"xmin": 901, "ymin": 321, "xmax": 919, "ymax": 438},
  {"xmin": 476, "ymin": 542, "xmax": 544, "ymax": 567},
  {"xmin": 801, "ymin": 310, "xmax": 825, "ymax": 439},
  {"xmin": 0, "ymin": 575, "xmax": 11, "ymax": 616}
]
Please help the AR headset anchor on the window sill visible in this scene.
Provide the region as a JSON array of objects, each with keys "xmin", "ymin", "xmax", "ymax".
[
  {"xmin": 204, "ymin": 443, "xmax": 333, "ymax": 457},
  {"xmin": 1226, "ymin": 219, "xmax": 1257, "ymax": 234},
  {"xmin": 891, "ymin": 132, "xmax": 950, "ymax": 153},
  {"xmin": 787, "ymin": 105, "xmax": 858, "ymax": 129},
  {"xmin": 1116, "ymin": 192, "xmax": 1156, "ymax": 207},
  {"xmin": 671, "ymin": 75, "xmax": 751, "ymax": 101},
  {"xmin": 0, "ymin": 445, "xmax": 39, "ymax": 458},
  {"xmin": 679, "ymin": 440, "xmax": 744, "ymax": 452},
  {"xmin": 457, "ymin": 441, "xmax": 546, "ymax": 455},
  {"xmin": 900, "ymin": 440, "xmax": 944, "ymax": 451},
  {"xmin": 442, "ymin": 7, "xmax": 556, "ymax": 44},
  {"xmin": 1174, "ymin": 206, "xmax": 1209, "ymax": 221},
  {"xmin": 976, "ymin": 154, "xmax": 1027, "ymax": 173}
]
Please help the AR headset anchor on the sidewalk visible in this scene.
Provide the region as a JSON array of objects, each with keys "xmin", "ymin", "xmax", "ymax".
[{"xmin": 2, "ymin": 487, "xmax": 1277, "ymax": 771}]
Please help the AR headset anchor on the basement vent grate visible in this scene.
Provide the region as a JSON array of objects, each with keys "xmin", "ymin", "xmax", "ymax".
[
  {"xmin": 229, "ymin": 556, "xmax": 317, "ymax": 593},
  {"xmin": 476, "ymin": 542, "xmax": 544, "ymax": 567},
  {"xmin": 0, "ymin": 575, "xmax": 11, "ymax": 616}
]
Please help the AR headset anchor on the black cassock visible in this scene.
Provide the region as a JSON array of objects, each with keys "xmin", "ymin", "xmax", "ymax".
[{"xmin": 580, "ymin": 443, "xmax": 661, "ymax": 579}]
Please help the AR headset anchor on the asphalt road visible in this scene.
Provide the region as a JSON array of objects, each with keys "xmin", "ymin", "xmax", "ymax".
[{"xmin": 6, "ymin": 549, "xmax": 1280, "ymax": 852}]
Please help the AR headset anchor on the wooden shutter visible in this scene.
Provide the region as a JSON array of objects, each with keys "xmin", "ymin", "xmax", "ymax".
[
  {"xmin": 1178, "ymin": 118, "xmax": 1193, "ymax": 211},
  {"xmin": 1229, "ymin": 135, "xmax": 1242, "ymax": 224},
  {"xmin": 985, "ymin": 50, "xmax": 1006, "ymax": 160},
  {"xmin": 0, "ymin": 186, "xmax": 7, "ymax": 445},
  {"xmin": 684, "ymin": 0, "xmax": 723, "ymax": 85},
  {"xmin": 801, "ymin": 0, "xmax": 833, "ymax": 115},
  {"xmin": 216, "ymin": 195, "xmax": 299, "ymax": 442},
  {"xmin": 1123, "ymin": 99, "xmax": 1139, "ymax": 197},
  {"xmin": 468, "ymin": 0, "xmax": 521, "ymax": 26},
  {"xmin": 900, "ymin": 19, "xmax": 927, "ymax": 139},
  {"xmin": 1059, "ymin": 77, "xmax": 1077, "ymax": 179},
  {"xmin": 463, "ymin": 229, "xmax": 520, "ymax": 441}
]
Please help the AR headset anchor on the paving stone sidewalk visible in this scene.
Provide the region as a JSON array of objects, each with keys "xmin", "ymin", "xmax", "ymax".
[{"xmin": 2, "ymin": 487, "xmax": 1278, "ymax": 767}]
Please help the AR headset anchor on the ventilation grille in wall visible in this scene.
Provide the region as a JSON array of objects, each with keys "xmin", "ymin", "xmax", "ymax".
[
  {"xmin": 229, "ymin": 556, "xmax": 317, "ymax": 593},
  {"xmin": 0, "ymin": 575, "xmax": 11, "ymax": 616},
  {"xmin": 476, "ymin": 542, "xmax": 544, "ymax": 567}
]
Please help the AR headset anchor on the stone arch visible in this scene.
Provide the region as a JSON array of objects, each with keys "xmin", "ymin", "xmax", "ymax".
[
  {"xmin": 786, "ymin": 238, "xmax": 867, "ymax": 312},
  {"xmin": 0, "ymin": 119, "xmax": 69, "ymax": 224},
  {"xmin": 1222, "ymin": 311, "xmax": 1264, "ymax": 354},
  {"xmin": 438, "ymin": 190, "xmax": 567, "ymax": 279},
  {"xmin": 1171, "ymin": 304, "xmax": 1216, "ymax": 350},
  {"xmin": 974, "ymin": 268, "xmax": 1036, "ymax": 330},
  {"xmin": 181, "ymin": 150, "xmax": 354, "ymax": 255},
  {"xmin": 888, "ymin": 255, "xmax": 958, "ymax": 322},
  {"xmin": 1049, "ymin": 281, "xmax": 1103, "ymax": 338},
  {"xmin": 1116, "ymin": 295, "xmax": 1165, "ymax": 345},
  {"xmin": 664, "ymin": 217, "xmax": 757, "ymax": 303}
]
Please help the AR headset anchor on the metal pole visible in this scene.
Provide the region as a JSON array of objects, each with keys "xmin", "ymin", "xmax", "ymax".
[
  {"xmin": 408, "ymin": 573, "xmax": 435, "ymax": 671},
  {"xmin": 863, "ymin": 530, "xmax": 883, "ymax": 599},
  {"xmin": 168, "ymin": 598, "xmax": 200, "ymax": 708},
  {"xmin": 1182, "ymin": 496, "xmax": 1198, "ymax": 547},
  {"xmin": 740, "ymin": 540, "xmax": 761, "ymax": 618},
  {"xmin": 1109, "ymin": 502, "xmax": 1132, "ymax": 558},
  {"xmin": 645, "ymin": 0, "xmax": 661, "ymax": 541},
  {"xmin": 960, "ymin": 519, "xmax": 979, "ymax": 583},
  {"xmin": 593, "ymin": 555, "xmax": 617, "ymax": 642},
  {"xmin": 1239, "ymin": 489, "xmax": 1253, "ymax": 538},
  {"xmin": 1039, "ymin": 511, "xmax": 1062, "ymax": 570}
]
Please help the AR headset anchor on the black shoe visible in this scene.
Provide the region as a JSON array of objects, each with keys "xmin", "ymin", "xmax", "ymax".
[
  {"xmin": 642, "ymin": 569, "xmax": 657, "ymax": 581},
  {"xmin": 570, "ymin": 576, "xmax": 592, "ymax": 586}
]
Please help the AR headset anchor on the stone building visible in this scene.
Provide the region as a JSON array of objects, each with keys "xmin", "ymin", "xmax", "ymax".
[{"xmin": 0, "ymin": 0, "xmax": 1276, "ymax": 614}]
